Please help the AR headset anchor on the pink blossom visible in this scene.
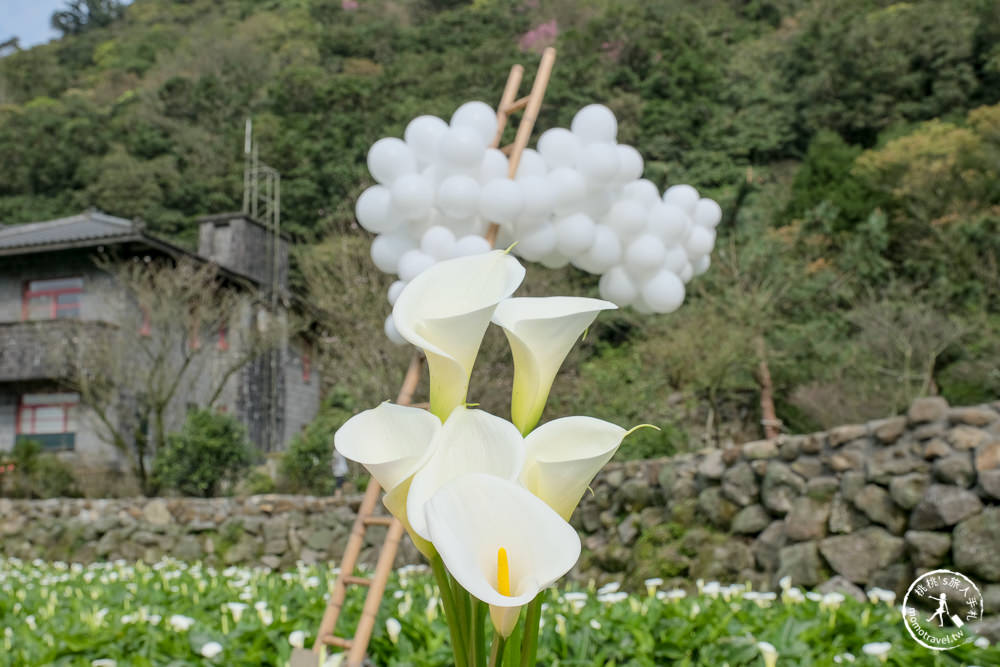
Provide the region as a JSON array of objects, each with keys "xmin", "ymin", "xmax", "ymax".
[
  {"xmin": 518, "ymin": 19, "xmax": 557, "ymax": 53},
  {"xmin": 342, "ymin": 0, "xmax": 358, "ymax": 9}
]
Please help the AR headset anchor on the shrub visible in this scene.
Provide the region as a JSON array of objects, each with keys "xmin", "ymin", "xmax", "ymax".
[
  {"xmin": 0, "ymin": 439, "xmax": 79, "ymax": 499},
  {"xmin": 153, "ymin": 409, "xmax": 254, "ymax": 497},
  {"xmin": 278, "ymin": 388, "xmax": 356, "ymax": 494}
]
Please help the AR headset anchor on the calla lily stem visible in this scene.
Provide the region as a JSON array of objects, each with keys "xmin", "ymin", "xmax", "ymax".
[
  {"xmin": 489, "ymin": 635, "xmax": 506, "ymax": 667},
  {"xmin": 520, "ymin": 595, "xmax": 543, "ymax": 667},
  {"xmin": 431, "ymin": 555, "xmax": 468, "ymax": 667}
]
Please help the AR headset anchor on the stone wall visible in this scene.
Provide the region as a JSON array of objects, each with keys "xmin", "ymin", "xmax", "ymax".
[{"xmin": 2, "ymin": 397, "xmax": 998, "ymax": 605}]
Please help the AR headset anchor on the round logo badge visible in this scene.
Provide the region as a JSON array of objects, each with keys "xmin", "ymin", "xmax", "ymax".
[{"xmin": 902, "ymin": 569, "xmax": 984, "ymax": 650}]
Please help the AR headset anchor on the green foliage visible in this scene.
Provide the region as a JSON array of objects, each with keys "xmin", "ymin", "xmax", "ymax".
[
  {"xmin": 0, "ymin": 440, "xmax": 80, "ymax": 499},
  {"xmin": 51, "ymin": 0, "xmax": 125, "ymax": 37},
  {"xmin": 153, "ymin": 409, "xmax": 254, "ymax": 497},
  {"xmin": 278, "ymin": 388, "xmax": 357, "ymax": 494}
]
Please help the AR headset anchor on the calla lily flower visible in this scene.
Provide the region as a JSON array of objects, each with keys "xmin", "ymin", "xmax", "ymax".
[
  {"xmin": 520, "ymin": 416, "xmax": 637, "ymax": 520},
  {"xmin": 393, "ymin": 251, "xmax": 525, "ymax": 420},
  {"xmin": 333, "ymin": 402, "xmax": 441, "ymax": 492},
  {"xmin": 424, "ymin": 473, "xmax": 581, "ymax": 638},
  {"xmin": 406, "ymin": 407, "xmax": 524, "ymax": 541},
  {"xmin": 492, "ymin": 297, "xmax": 616, "ymax": 433}
]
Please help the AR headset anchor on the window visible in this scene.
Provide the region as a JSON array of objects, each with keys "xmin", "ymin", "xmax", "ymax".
[
  {"xmin": 16, "ymin": 392, "xmax": 79, "ymax": 450},
  {"xmin": 22, "ymin": 277, "xmax": 83, "ymax": 320}
]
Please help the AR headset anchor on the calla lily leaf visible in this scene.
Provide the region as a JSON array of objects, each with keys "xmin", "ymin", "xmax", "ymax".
[
  {"xmin": 406, "ymin": 406, "xmax": 524, "ymax": 541},
  {"xmin": 492, "ymin": 297, "xmax": 616, "ymax": 434},
  {"xmin": 334, "ymin": 402, "xmax": 440, "ymax": 492},
  {"xmin": 424, "ymin": 473, "xmax": 581, "ymax": 637},
  {"xmin": 520, "ymin": 416, "xmax": 635, "ymax": 520},
  {"xmin": 393, "ymin": 251, "xmax": 525, "ymax": 420}
]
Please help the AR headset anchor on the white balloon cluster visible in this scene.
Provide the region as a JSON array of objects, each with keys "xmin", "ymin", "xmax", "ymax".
[{"xmin": 356, "ymin": 102, "xmax": 722, "ymax": 344}]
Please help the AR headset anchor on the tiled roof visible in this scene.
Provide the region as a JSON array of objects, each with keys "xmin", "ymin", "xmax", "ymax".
[{"xmin": 0, "ymin": 211, "xmax": 137, "ymax": 251}]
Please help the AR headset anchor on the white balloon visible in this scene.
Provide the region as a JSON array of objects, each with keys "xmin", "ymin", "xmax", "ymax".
[
  {"xmin": 624, "ymin": 234, "xmax": 666, "ymax": 274},
  {"xmin": 420, "ymin": 225, "xmax": 457, "ymax": 260},
  {"xmin": 537, "ymin": 128, "xmax": 581, "ymax": 169},
  {"xmin": 387, "ymin": 280, "xmax": 407, "ymax": 305},
  {"xmin": 548, "ymin": 167, "xmax": 586, "ymax": 214},
  {"xmin": 685, "ymin": 225, "xmax": 716, "ymax": 258},
  {"xmin": 693, "ymin": 198, "xmax": 723, "ymax": 228},
  {"xmin": 679, "ymin": 262, "xmax": 694, "ymax": 284},
  {"xmin": 623, "ymin": 179, "xmax": 661, "ymax": 209},
  {"xmin": 693, "ymin": 254, "xmax": 711, "ymax": 276},
  {"xmin": 480, "ymin": 178, "xmax": 523, "ymax": 225},
  {"xmin": 605, "ymin": 199, "xmax": 647, "ymax": 240},
  {"xmin": 515, "ymin": 223, "xmax": 557, "ymax": 261},
  {"xmin": 389, "ymin": 173, "xmax": 434, "ymax": 221},
  {"xmin": 631, "ymin": 297, "xmax": 655, "ymax": 314},
  {"xmin": 370, "ymin": 233, "xmax": 416, "ymax": 274},
  {"xmin": 662, "ymin": 245, "xmax": 688, "ymax": 274},
  {"xmin": 663, "ymin": 184, "xmax": 700, "ymax": 214},
  {"xmin": 576, "ymin": 142, "xmax": 620, "ymax": 183},
  {"xmin": 355, "ymin": 185, "xmax": 398, "ymax": 234},
  {"xmin": 571, "ymin": 104, "xmax": 618, "ymax": 143},
  {"xmin": 517, "ymin": 176, "xmax": 555, "ymax": 221},
  {"xmin": 615, "ymin": 145, "xmax": 644, "ymax": 183},
  {"xmin": 436, "ymin": 125, "xmax": 487, "ymax": 170},
  {"xmin": 397, "ymin": 249, "xmax": 436, "ymax": 281},
  {"xmin": 451, "ymin": 101, "xmax": 497, "ymax": 147},
  {"xmin": 421, "ymin": 163, "xmax": 448, "ymax": 188},
  {"xmin": 453, "ymin": 235, "xmax": 492, "ymax": 257},
  {"xmin": 647, "ymin": 203, "xmax": 690, "ymax": 244},
  {"xmin": 495, "ymin": 224, "xmax": 516, "ymax": 251},
  {"xmin": 405, "ymin": 211, "xmax": 437, "ymax": 238},
  {"xmin": 451, "ymin": 216, "xmax": 488, "ymax": 238},
  {"xmin": 598, "ymin": 266, "xmax": 637, "ymax": 305},
  {"xmin": 367, "ymin": 137, "xmax": 417, "ymax": 185},
  {"xmin": 479, "ymin": 148, "xmax": 509, "ymax": 183},
  {"xmin": 581, "ymin": 189, "xmax": 614, "ymax": 221},
  {"xmin": 540, "ymin": 253, "xmax": 570, "ymax": 269},
  {"xmin": 641, "ymin": 271, "xmax": 685, "ymax": 313},
  {"xmin": 575, "ymin": 225, "xmax": 622, "ymax": 274},
  {"xmin": 555, "ymin": 213, "xmax": 597, "ymax": 257},
  {"xmin": 405, "ymin": 116, "xmax": 449, "ymax": 164},
  {"xmin": 436, "ymin": 174, "xmax": 480, "ymax": 219},
  {"xmin": 384, "ymin": 314, "xmax": 407, "ymax": 346},
  {"xmin": 514, "ymin": 148, "xmax": 547, "ymax": 179}
]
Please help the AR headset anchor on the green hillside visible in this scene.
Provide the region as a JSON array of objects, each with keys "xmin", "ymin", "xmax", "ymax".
[{"xmin": 2, "ymin": 0, "xmax": 999, "ymax": 454}]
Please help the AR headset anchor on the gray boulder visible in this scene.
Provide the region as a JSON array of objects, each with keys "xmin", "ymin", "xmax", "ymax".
[
  {"xmin": 953, "ymin": 508, "xmax": 1000, "ymax": 583},
  {"xmin": 909, "ymin": 485, "xmax": 983, "ymax": 530},
  {"xmin": 819, "ymin": 527, "xmax": 905, "ymax": 584}
]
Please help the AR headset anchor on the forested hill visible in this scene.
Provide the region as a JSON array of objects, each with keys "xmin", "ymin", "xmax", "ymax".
[{"xmin": 2, "ymin": 0, "xmax": 999, "ymax": 453}]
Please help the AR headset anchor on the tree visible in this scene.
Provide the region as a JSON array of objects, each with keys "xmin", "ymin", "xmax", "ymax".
[
  {"xmin": 54, "ymin": 254, "xmax": 285, "ymax": 494},
  {"xmin": 51, "ymin": 0, "xmax": 124, "ymax": 37},
  {"xmin": 152, "ymin": 409, "xmax": 254, "ymax": 497}
]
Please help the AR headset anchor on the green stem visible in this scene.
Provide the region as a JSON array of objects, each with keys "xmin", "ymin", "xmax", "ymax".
[
  {"xmin": 473, "ymin": 599, "xmax": 487, "ymax": 667},
  {"xmin": 520, "ymin": 595, "xmax": 543, "ymax": 667},
  {"xmin": 431, "ymin": 556, "xmax": 468, "ymax": 667},
  {"xmin": 489, "ymin": 635, "xmax": 506, "ymax": 667}
]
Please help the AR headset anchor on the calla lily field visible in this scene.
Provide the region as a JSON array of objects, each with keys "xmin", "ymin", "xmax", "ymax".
[{"xmin": 334, "ymin": 249, "xmax": 643, "ymax": 665}]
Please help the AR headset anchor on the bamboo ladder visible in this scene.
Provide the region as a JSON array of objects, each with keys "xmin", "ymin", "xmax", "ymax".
[{"xmin": 303, "ymin": 46, "xmax": 557, "ymax": 667}]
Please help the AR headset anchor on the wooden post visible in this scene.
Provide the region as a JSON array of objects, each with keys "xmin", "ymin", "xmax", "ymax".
[{"xmin": 756, "ymin": 335, "xmax": 780, "ymax": 440}]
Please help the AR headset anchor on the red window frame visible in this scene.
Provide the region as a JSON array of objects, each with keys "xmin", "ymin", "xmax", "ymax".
[
  {"xmin": 21, "ymin": 277, "xmax": 84, "ymax": 320},
  {"xmin": 15, "ymin": 394, "xmax": 78, "ymax": 435},
  {"xmin": 218, "ymin": 325, "xmax": 229, "ymax": 351},
  {"xmin": 139, "ymin": 306, "xmax": 152, "ymax": 337},
  {"xmin": 302, "ymin": 347, "xmax": 311, "ymax": 383}
]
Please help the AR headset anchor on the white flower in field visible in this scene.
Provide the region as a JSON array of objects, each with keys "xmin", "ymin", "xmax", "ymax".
[
  {"xmin": 778, "ymin": 576, "xmax": 791, "ymax": 591},
  {"xmin": 425, "ymin": 596, "xmax": 439, "ymax": 622},
  {"xmin": 91, "ymin": 660, "xmax": 116, "ymax": 667},
  {"xmin": 821, "ymin": 592, "xmax": 845, "ymax": 610},
  {"xmin": 323, "ymin": 653, "xmax": 345, "ymax": 667},
  {"xmin": 563, "ymin": 591, "xmax": 588, "ymax": 614},
  {"xmin": 597, "ymin": 591, "xmax": 628, "ymax": 604},
  {"xmin": 200, "ymin": 641, "xmax": 223, "ymax": 659},
  {"xmin": 25, "ymin": 615, "xmax": 36, "ymax": 630},
  {"xmin": 756, "ymin": 641, "xmax": 778, "ymax": 667},
  {"xmin": 589, "ymin": 619, "xmax": 601, "ymax": 630},
  {"xmin": 974, "ymin": 636, "xmax": 990, "ymax": 649},
  {"xmin": 658, "ymin": 589, "xmax": 686, "ymax": 601},
  {"xmin": 783, "ymin": 587, "xmax": 805, "ymax": 604},
  {"xmin": 862, "ymin": 642, "xmax": 891, "ymax": 662},
  {"xmin": 833, "ymin": 653, "xmax": 855, "ymax": 664},
  {"xmin": 644, "ymin": 577, "xmax": 664, "ymax": 596},
  {"xmin": 555, "ymin": 614, "xmax": 567, "ymax": 637},
  {"xmin": 805, "ymin": 591, "xmax": 823, "ymax": 602},
  {"xmin": 702, "ymin": 581, "xmax": 721, "ymax": 598},
  {"xmin": 147, "ymin": 614, "xmax": 161, "ymax": 626},
  {"xmin": 259, "ymin": 609, "xmax": 273, "ymax": 626},
  {"xmin": 288, "ymin": 631, "xmax": 306, "ymax": 649},
  {"xmin": 690, "ymin": 602, "xmax": 700, "ymax": 618},
  {"xmin": 385, "ymin": 618, "xmax": 402, "ymax": 644},
  {"xmin": 424, "ymin": 474, "xmax": 580, "ymax": 638},
  {"xmin": 393, "ymin": 250, "xmax": 525, "ymax": 419},
  {"xmin": 597, "ymin": 582, "xmax": 621, "ymax": 595},
  {"xmin": 226, "ymin": 602, "xmax": 247, "ymax": 622},
  {"xmin": 866, "ymin": 587, "xmax": 896, "ymax": 605},
  {"xmin": 491, "ymin": 296, "xmax": 615, "ymax": 433},
  {"xmin": 398, "ymin": 593, "xmax": 413, "ymax": 617},
  {"xmin": 168, "ymin": 614, "xmax": 195, "ymax": 632},
  {"xmin": 253, "ymin": 601, "xmax": 268, "ymax": 611}
]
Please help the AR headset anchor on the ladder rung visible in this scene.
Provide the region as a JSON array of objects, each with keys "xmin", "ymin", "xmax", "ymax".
[
  {"xmin": 500, "ymin": 144, "xmax": 513, "ymax": 155},
  {"xmin": 321, "ymin": 635, "xmax": 353, "ymax": 649},
  {"xmin": 363, "ymin": 516, "xmax": 394, "ymax": 526},
  {"xmin": 343, "ymin": 575, "xmax": 372, "ymax": 587},
  {"xmin": 503, "ymin": 95, "xmax": 530, "ymax": 112}
]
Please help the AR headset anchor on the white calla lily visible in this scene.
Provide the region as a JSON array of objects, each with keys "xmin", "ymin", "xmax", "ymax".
[
  {"xmin": 425, "ymin": 474, "xmax": 581, "ymax": 638},
  {"xmin": 407, "ymin": 407, "xmax": 524, "ymax": 541},
  {"xmin": 520, "ymin": 416, "xmax": 639, "ymax": 520},
  {"xmin": 393, "ymin": 251, "xmax": 525, "ymax": 419},
  {"xmin": 492, "ymin": 297, "xmax": 616, "ymax": 433},
  {"xmin": 334, "ymin": 402, "xmax": 440, "ymax": 492}
]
